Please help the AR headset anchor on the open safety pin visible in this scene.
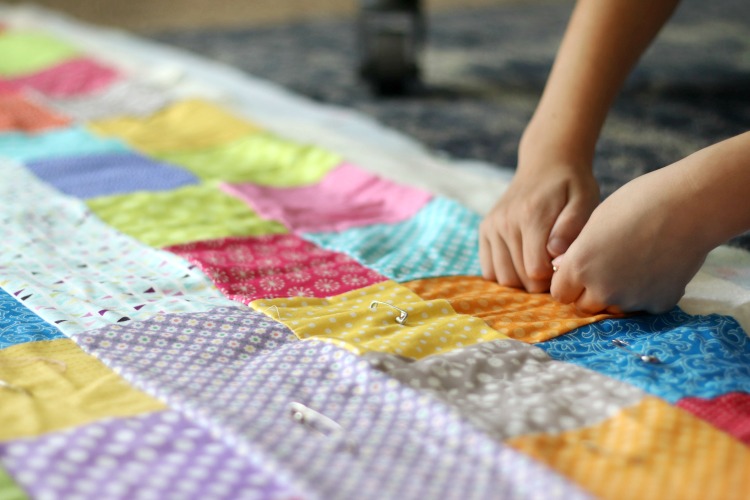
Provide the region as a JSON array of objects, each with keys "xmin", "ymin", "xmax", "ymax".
[{"xmin": 369, "ymin": 300, "xmax": 408, "ymax": 325}]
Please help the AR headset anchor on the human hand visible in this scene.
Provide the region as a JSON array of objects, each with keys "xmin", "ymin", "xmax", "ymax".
[
  {"xmin": 479, "ymin": 163, "xmax": 600, "ymax": 293},
  {"xmin": 550, "ymin": 164, "xmax": 711, "ymax": 313}
]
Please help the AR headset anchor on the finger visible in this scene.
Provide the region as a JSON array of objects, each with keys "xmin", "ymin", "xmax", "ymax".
[
  {"xmin": 573, "ymin": 288, "xmax": 609, "ymax": 314},
  {"xmin": 550, "ymin": 260, "xmax": 584, "ymax": 305},
  {"xmin": 503, "ymin": 231, "xmax": 544, "ymax": 292},
  {"xmin": 490, "ymin": 235, "xmax": 523, "ymax": 289},
  {"xmin": 521, "ymin": 221, "xmax": 554, "ymax": 289},
  {"xmin": 547, "ymin": 202, "xmax": 591, "ymax": 258},
  {"xmin": 479, "ymin": 235, "xmax": 496, "ymax": 281}
]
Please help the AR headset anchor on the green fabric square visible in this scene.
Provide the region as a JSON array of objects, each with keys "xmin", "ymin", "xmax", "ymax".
[
  {"xmin": 0, "ymin": 31, "xmax": 79, "ymax": 77},
  {"xmin": 154, "ymin": 132, "xmax": 341, "ymax": 186},
  {"xmin": 86, "ymin": 183, "xmax": 287, "ymax": 248},
  {"xmin": 0, "ymin": 466, "xmax": 27, "ymax": 500}
]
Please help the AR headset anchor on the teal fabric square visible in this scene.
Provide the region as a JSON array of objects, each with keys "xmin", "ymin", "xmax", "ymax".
[
  {"xmin": 0, "ymin": 288, "xmax": 64, "ymax": 350},
  {"xmin": 0, "ymin": 126, "xmax": 128, "ymax": 163}
]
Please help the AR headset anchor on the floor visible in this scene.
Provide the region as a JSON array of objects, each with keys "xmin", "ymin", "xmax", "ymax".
[{"xmin": 3, "ymin": 0, "xmax": 531, "ymax": 32}]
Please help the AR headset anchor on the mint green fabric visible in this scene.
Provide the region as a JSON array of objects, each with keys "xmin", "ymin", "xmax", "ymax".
[
  {"xmin": 87, "ymin": 182, "xmax": 287, "ymax": 248},
  {"xmin": 0, "ymin": 31, "xmax": 79, "ymax": 77},
  {"xmin": 154, "ymin": 132, "xmax": 341, "ymax": 186}
]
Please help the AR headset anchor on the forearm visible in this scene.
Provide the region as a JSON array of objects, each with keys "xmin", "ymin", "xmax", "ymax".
[
  {"xmin": 684, "ymin": 132, "xmax": 750, "ymax": 249},
  {"xmin": 521, "ymin": 0, "xmax": 681, "ymax": 170}
]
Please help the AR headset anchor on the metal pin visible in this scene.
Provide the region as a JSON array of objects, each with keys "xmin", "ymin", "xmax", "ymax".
[
  {"xmin": 611, "ymin": 339, "xmax": 660, "ymax": 364},
  {"xmin": 369, "ymin": 300, "xmax": 408, "ymax": 325},
  {"xmin": 0, "ymin": 379, "xmax": 32, "ymax": 396},
  {"xmin": 289, "ymin": 402, "xmax": 357, "ymax": 453}
]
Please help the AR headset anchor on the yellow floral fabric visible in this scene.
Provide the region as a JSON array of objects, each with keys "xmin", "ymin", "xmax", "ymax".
[{"xmin": 251, "ymin": 280, "xmax": 508, "ymax": 359}]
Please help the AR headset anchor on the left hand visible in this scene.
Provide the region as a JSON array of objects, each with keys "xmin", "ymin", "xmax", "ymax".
[{"xmin": 550, "ymin": 164, "xmax": 710, "ymax": 314}]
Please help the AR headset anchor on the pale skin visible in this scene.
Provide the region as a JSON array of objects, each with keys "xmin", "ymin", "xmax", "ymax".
[{"xmin": 479, "ymin": 0, "xmax": 750, "ymax": 314}]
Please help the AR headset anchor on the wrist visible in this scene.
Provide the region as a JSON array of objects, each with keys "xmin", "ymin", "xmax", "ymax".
[{"xmin": 518, "ymin": 120, "xmax": 595, "ymax": 176}]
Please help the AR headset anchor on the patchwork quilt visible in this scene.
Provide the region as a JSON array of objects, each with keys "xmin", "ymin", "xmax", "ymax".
[{"xmin": 1, "ymin": 6, "xmax": 749, "ymax": 500}]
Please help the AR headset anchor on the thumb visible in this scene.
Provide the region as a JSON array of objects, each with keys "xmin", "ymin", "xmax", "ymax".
[{"xmin": 546, "ymin": 204, "xmax": 590, "ymax": 257}]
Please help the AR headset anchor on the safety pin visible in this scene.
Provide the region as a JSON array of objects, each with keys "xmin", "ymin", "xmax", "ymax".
[
  {"xmin": 611, "ymin": 339, "xmax": 660, "ymax": 364},
  {"xmin": 289, "ymin": 402, "xmax": 358, "ymax": 453},
  {"xmin": 369, "ymin": 300, "xmax": 408, "ymax": 325}
]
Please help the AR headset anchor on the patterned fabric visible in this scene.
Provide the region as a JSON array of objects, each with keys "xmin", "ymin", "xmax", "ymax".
[
  {"xmin": 304, "ymin": 197, "xmax": 483, "ymax": 281},
  {"xmin": 221, "ymin": 163, "xmax": 433, "ymax": 232},
  {"xmin": 27, "ymin": 151, "xmax": 199, "ymax": 199},
  {"xmin": 166, "ymin": 234, "xmax": 387, "ymax": 304},
  {"xmin": 364, "ymin": 338, "xmax": 645, "ymax": 440},
  {"xmin": 0, "ymin": 410, "xmax": 298, "ymax": 500},
  {"xmin": 35, "ymin": 78, "xmax": 179, "ymax": 121},
  {"xmin": 0, "ymin": 288, "xmax": 64, "ymax": 350},
  {"xmin": 88, "ymin": 99, "xmax": 261, "ymax": 154},
  {"xmin": 0, "ymin": 31, "xmax": 79, "ymax": 77},
  {"xmin": 403, "ymin": 276, "xmax": 616, "ymax": 343},
  {"xmin": 0, "ymin": 163, "xmax": 236, "ymax": 335},
  {"xmin": 0, "ymin": 92, "xmax": 69, "ymax": 132},
  {"xmin": 252, "ymin": 280, "xmax": 507, "ymax": 358},
  {"xmin": 677, "ymin": 392, "xmax": 750, "ymax": 445},
  {"xmin": 86, "ymin": 183, "xmax": 287, "ymax": 248},
  {"xmin": 0, "ymin": 339, "xmax": 165, "ymax": 440},
  {"xmin": 73, "ymin": 308, "xmax": 590, "ymax": 500},
  {"xmin": 508, "ymin": 397, "xmax": 750, "ymax": 500},
  {"xmin": 156, "ymin": 132, "xmax": 341, "ymax": 185},
  {"xmin": 537, "ymin": 308, "xmax": 750, "ymax": 403},
  {"xmin": 0, "ymin": 57, "xmax": 118, "ymax": 97},
  {"xmin": 0, "ymin": 126, "xmax": 128, "ymax": 162}
]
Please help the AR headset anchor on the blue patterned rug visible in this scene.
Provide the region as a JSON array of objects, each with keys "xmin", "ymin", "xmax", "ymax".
[{"xmin": 154, "ymin": 0, "xmax": 750, "ymax": 248}]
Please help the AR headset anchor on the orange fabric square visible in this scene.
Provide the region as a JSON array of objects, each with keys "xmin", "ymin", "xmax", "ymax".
[
  {"xmin": 0, "ymin": 92, "xmax": 69, "ymax": 132},
  {"xmin": 508, "ymin": 397, "xmax": 750, "ymax": 500},
  {"xmin": 403, "ymin": 276, "xmax": 616, "ymax": 343}
]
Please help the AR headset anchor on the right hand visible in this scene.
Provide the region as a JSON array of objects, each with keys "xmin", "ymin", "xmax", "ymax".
[{"xmin": 479, "ymin": 160, "xmax": 600, "ymax": 293}]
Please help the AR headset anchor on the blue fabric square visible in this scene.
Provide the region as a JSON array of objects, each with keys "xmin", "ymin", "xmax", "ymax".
[
  {"xmin": 27, "ymin": 151, "xmax": 199, "ymax": 198},
  {"xmin": 303, "ymin": 197, "xmax": 482, "ymax": 282},
  {"xmin": 0, "ymin": 126, "xmax": 128, "ymax": 163},
  {"xmin": 537, "ymin": 308, "xmax": 750, "ymax": 403},
  {"xmin": 0, "ymin": 288, "xmax": 64, "ymax": 350}
]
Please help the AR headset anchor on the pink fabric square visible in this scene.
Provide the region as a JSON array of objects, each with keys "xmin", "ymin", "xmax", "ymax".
[
  {"xmin": 166, "ymin": 234, "xmax": 387, "ymax": 304},
  {"xmin": 220, "ymin": 163, "xmax": 433, "ymax": 233},
  {"xmin": 0, "ymin": 57, "xmax": 119, "ymax": 97},
  {"xmin": 677, "ymin": 392, "xmax": 750, "ymax": 445}
]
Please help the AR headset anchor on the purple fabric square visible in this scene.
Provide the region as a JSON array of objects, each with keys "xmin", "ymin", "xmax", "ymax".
[{"xmin": 26, "ymin": 151, "xmax": 199, "ymax": 198}]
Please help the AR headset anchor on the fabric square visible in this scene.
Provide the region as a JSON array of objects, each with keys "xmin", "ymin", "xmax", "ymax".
[
  {"xmin": 403, "ymin": 276, "xmax": 616, "ymax": 343},
  {"xmin": 156, "ymin": 131, "xmax": 341, "ymax": 185},
  {"xmin": 508, "ymin": 397, "xmax": 750, "ymax": 500},
  {"xmin": 0, "ymin": 92, "xmax": 70, "ymax": 132},
  {"xmin": 0, "ymin": 339, "xmax": 165, "ymax": 441},
  {"xmin": 365, "ymin": 338, "xmax": 645, "ymax": 441},
  {"xmin": 72, "ymin": 309, "xmax": 588, "ymax": 500},
  {"xmin": 0, "ymin": 466, "xmax": 25, "ymax": 500},
  {"xmin": 0, "ymin": 126, "xmax": 129, "ymax": 163},
  {"xmin": 0, "ymin": 57, "xmax": 118, "ymax": 97},
  {"xmin": 304, "ymin": 197, "xmax": 483, "ymax": 281},
  {"xmin": 26, "ymin": 151, "xmax": 199, "ymax": 198},
  {"xmin": 86, "ymin": 183, "xmax": 287, "ymax": 248},
  {"xmin": 221, "ymin": 162, "xmax": 433, "ymax": 232},
  {"xmin": 537, "ymin": 308, "xmax": 750, "ymax": 403},
  {"xmin": 0, "ymin": 31, "xmax": 79, "ymax": 77},
  {"xmin": 88, "ymin": 99, "xmax": 261, "ymax": 154},
  {"xmin": 34, "ymin": 78, "xmax": 178, "ymax": 122},
  {"xmin": 0, "ymin": 410, "xmax": 298, "ymax": 500},
  {"xmin": 0, "ymin": 288, "xmax": 64, "ymax": 350},
  {"xmin": 0, "ymin": 163, "xmax": 236, "ymax": 336},
  {"xmin": 166, "ymin": 234, "xmax": 387, "ymax": 304},
  {"xmin": 677, "ymin": 392, "xmax": 750, "ymax": 445},
  {"xmin": 251, "ymin": 280, "xmax": 509, "ymax": 358}
]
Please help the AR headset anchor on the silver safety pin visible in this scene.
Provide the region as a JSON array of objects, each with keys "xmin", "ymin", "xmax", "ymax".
[
  {"xmin": 289, "ymin": 402, "xmax": 357, "ymax": 453},
  {"xmin": 369, "ymin": 300, "xmax": 408, "ymax": 325},
  {"xmin": 611, "ymin": 339, "xmax": 660, "ymax": 364}
]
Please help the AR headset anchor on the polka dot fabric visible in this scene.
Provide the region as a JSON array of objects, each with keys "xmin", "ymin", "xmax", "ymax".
[
  {"xmin": 167, "ymin": 234, "xmax": 387, "ymax": 304},
  {"xmin": 404, "ymin": 276, "xmax": 617, "ymax": 343}
]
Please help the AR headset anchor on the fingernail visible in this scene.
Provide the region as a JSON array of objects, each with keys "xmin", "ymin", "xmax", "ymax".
[{"xmin": 547, "ymin": 237, "xmax": 569, "ymax": 256}]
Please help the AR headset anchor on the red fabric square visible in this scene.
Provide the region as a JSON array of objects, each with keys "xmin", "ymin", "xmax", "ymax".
[
  {"xmin": 677, "ymin": 392, "xmax": 750, "ymax": 445},
  {"xmin": 0, "ymin": 57, "xmax": 118, "ymax": 97},
  {"xmin": 166, "ymin": 234, "xmax": 387, "ymax": 304},
  {"xmin": 0, "ymin": 92, "xmax": 70, "ymax": 132}
]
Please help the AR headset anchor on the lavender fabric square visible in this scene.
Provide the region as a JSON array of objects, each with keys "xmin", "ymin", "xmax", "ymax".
[
  {"xmin": 26, "ymin": 151, "xmax": 199, "ymax": 198},
  {"xmin": 0, "ymin": 410, "xmax": 297, "ymax": 499},
  {"xmin": 73, "ymin": 306, "xmax": 591, "ymax": 500}
]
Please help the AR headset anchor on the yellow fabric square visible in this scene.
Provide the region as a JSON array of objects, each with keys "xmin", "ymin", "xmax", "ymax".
[
  {"xmin": 404, "ymin": 276, "xmax": 616, "ymax": 343},
  {"xmin": 88, "ymin": 99, "xmax": 261, "ymax": 154},
  {"xmin": 0, "ymin": 339, "xmax": 165, "ymax": 441},
  {"xmin": 507, "ymin": 397, "xmax": 750, "ymax": 500},
  {"xmin": 87, "ymin": 182, "xmax": 287, "ymax": 248},
  {"xmin": 251, "ymin": 280, "xmax": 508, "ymax": 358}
]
